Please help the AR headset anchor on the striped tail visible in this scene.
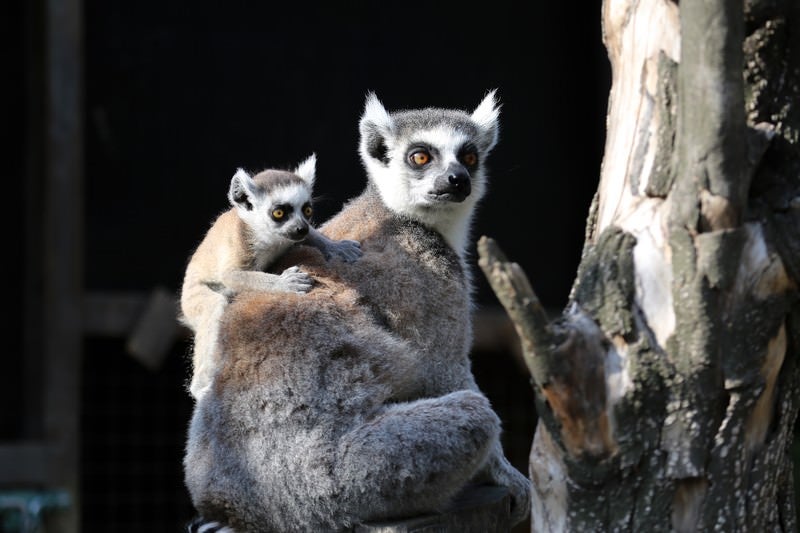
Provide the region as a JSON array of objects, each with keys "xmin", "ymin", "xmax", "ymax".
[{"xmin": 186, "ymin": 516, "xmax": 237, "ymax": 533}]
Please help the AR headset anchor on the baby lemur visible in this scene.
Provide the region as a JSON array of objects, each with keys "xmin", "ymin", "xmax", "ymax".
[
  {"xmin": 184, "ymin": 91, "xmax": 532, "ymax": 531},
  {"xmin": 179, "ymin": 154, "xmax": 361, "ymax": 400}
]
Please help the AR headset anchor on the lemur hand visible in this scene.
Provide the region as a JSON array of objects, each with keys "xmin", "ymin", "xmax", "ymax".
[
  {"xmin": 276, "ymin": 266, "xmax": 314, "ymax": 293},
  {"xmin": 326, "ymin": 239, "xmax": 362, "ymax": 263}
]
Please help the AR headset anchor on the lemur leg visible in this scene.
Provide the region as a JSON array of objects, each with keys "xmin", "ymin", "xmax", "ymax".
[
  {"xmin": 189, "ymin": 267, "xmax": 311, "ymax": 400},
  {"xmin": 188, "ymin": 291, "xmax": 229, "ymax": 401},
  {"xmin": 336, "ymin": 390, "xmax": 501, "ymax": 522}
]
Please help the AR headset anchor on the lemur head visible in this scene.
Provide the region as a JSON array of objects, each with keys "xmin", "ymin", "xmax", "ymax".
[
  {"xmin": 358, "ymin": 90, "xmax": 500, "ymax": 256},
  {"xmin": 228, "ymin": 154, "xmax": 317, "ymax": 245}
]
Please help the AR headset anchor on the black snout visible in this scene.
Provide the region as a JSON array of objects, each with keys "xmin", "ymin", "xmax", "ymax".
[
  {"xmin": 288, "ymin": 222, "xmax": 309, "ymax": 241},
  {"xmin": 432, "ymin": 164, "xmax": 471, "ymax": 201},
  {"xmin": 448, "ymin": 170, "xmax": 470, "ymax": 190}
]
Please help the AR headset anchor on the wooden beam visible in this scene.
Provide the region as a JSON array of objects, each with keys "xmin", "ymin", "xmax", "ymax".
[{"xmin": 39, "ymin": 0, "xmax": 83, "ymax": 531}]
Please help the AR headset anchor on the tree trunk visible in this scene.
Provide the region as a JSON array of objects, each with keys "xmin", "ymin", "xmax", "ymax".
[{"xmin": 478, "ymin": 0, "xmax": 800, "ymax": 530}]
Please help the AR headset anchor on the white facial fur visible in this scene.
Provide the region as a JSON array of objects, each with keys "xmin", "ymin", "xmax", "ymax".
[
  {"xmin": 368, "ymin": 127, "xmax": 487, "ymax": 254},
  {"xmin": 358, "ymin": 91, "xmax": 500, "ymax": 257},
  {"xmin": 240, "ymin": 185, "xmax": 310, "ymax": 239},
  {"xmin": 228, "ymin": 166, "xmax": 315, "ymax": 258}
]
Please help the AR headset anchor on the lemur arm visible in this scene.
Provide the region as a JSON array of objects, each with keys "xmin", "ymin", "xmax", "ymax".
[
  {"xmin": 305, "ymin": 226, "xmax": 362, "ymax": 262},
  {"xmin": 219, "ymin": 266, "xmax": 313, "ymax": 295}
]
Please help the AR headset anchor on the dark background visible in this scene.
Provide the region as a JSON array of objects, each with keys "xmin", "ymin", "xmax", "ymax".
[{"xmin": 4, "ymin": 1, "xmax": 610, "ymax": 531}]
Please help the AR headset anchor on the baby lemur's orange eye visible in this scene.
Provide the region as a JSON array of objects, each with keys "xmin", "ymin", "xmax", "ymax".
[
  {"xmin": 303, "ymin": 205, "xmax": 313, "ymax": 218},
  {"xmin": 463, "ymin": 152, "xmax": 478, "ymax": 166},
  {"xmin": 410, "ymin": 151, "xmax": 430, "ymax": 166},
  {"xmin": 271, "ymin": 208, "xmax": 285, "ymax": 220}
]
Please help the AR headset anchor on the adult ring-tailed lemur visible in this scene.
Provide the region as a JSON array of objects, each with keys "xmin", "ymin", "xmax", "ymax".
[{"xmin": 184, "ymin": 90, "xmax": 532, "ymax": 532}]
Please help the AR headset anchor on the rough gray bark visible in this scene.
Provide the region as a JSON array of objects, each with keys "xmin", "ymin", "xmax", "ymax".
[{"xmin": 478, "ymin": 0, "xmax": 800, "ymax": 531}]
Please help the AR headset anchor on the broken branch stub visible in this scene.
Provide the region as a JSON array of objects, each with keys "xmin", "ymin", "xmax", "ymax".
[
  {"xmin": 477, "ymin": 236, "xmax": 553, "ymax": 382},
  {"xmin": 477, "ymin": 236, "xmax": 616, "ymax": 460}
]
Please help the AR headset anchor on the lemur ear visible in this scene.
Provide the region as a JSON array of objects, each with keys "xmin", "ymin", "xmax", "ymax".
[
  {"xmin": 361, "ymin": 92, "xmax": 392, "ymax": 129},
  {"xmin": 294, "ymin": 153, "xmax": 316, "ymax": 187},
  {"xmin": 471, "ymin": 89, "xmax": 501, "ymax": 152},
  {"xmin": 228, "ymin": 168, "xmax": 255, "ymax": 210},
  {"xmin": 359, "ymin": 91, "xmax": 393, "ymax": 165}
]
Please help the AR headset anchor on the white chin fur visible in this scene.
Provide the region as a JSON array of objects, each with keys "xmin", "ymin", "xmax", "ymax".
[{"xmin": 368, "ymin": 161, "xmax": 481, "ymax": 256}]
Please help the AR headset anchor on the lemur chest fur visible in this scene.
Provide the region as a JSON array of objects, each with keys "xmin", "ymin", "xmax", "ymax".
[
  {"xmin": 272, "ymin": 187, "xmax": 473, "ymax": 385},
  {"xmin": 244, "ymin": 227, "xmax": 293, "ymax": 272}
]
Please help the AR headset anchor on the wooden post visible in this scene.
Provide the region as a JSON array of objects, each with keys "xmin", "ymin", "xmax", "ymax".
[{"xmin": 5, "ymin": 2, "xmax": 84, "ymax": 531}]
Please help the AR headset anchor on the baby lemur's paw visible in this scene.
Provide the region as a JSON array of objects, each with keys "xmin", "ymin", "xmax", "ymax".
[
  {"xmin": 277, "ymin": 266, "xmax": 314, "ymax": 294},
  {"xmin": 327, "ymin": 239, "xmax": 362, "ymax": 263}
]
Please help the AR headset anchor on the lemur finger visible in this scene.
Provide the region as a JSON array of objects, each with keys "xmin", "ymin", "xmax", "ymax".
[
  {"xmin": 288, "ymin": 281, "xmax": 313, "ymax": 293},
  {"xmin": 279, "ymin": 268, "xmax": 311, "ymax": 282}
]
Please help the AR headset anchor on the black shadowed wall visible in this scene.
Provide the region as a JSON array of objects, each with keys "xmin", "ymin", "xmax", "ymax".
[{"xmin": 4, "ymin": 2, "xmax": 609, "ymax": 531}]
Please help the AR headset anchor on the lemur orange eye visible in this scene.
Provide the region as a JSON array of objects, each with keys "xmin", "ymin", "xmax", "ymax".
[
  {"xmin": 303, "ymin": 205, "xmax": 313, "ymax": 218},
  {"xmin": 463, "ymin": 152, "xmax": 478, "ymax": 166},
  {"xmin": 272, "ymin": 208, "xmax": 285, "ymax": 220},
  {"xmin": 410, "ymin": 151, "xmax": 430, "ymax": 166}
]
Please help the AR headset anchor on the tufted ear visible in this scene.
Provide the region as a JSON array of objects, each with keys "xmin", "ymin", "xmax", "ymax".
[
  {"xmin": 293, "ymin": 153, "xmax": 317, "ymax": 188},
  {"xmin": 228, "ymin": 168, "xmax": 256, "ymax": 210},
  {"xmin": 471, "ymin": 89, "xmax": 501, "ymax": 153},
  {"xmin": 359, "ymin": 92, "xmax": 394, "ymax": 165}
]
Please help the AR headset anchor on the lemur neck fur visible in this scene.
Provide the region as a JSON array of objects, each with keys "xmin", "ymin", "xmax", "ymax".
[
  {"xmin": 239, "ymin": 218, "xmax": 293, "ymax": 271},
  {"xmin": 369, "ymin": 178, "xmax": 477, "ymax": 261}
]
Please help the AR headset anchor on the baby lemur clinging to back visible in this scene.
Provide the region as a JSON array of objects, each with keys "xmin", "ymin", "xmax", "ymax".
[
  {"xmin": 184, "ymin": 90, "xmax": 532, "ymax": 531},
  {"xmin": 179, "ymin": 154, "xmax": 362, "ymax": 400}
]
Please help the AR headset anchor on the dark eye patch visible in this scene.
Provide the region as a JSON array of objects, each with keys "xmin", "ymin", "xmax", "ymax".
[
  {"xmin": 457, "ymin": 143, "xmax": 479, "ymax": 167},
  {"xmin": 270, "ymin": 203, "xmax": 295, "ymax": 222}
]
